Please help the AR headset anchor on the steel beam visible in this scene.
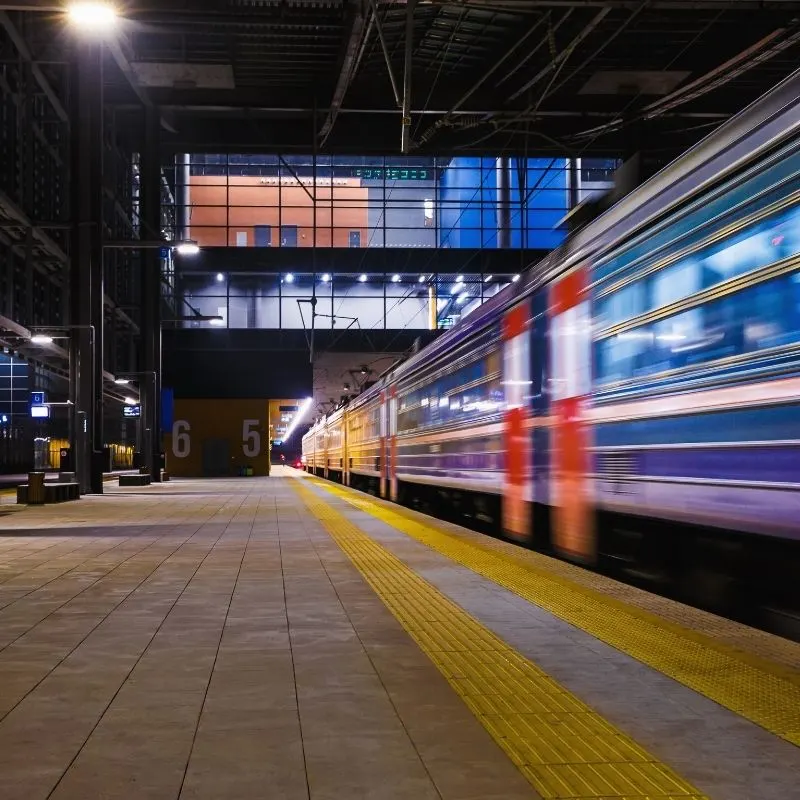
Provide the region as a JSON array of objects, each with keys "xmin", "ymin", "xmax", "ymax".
[
  {"xmin": 318, "ymin": 0, "xmax": 367, "ymax": 147},
  {"xmin": 69, "ymin": 39, "xmax": 104, "ymax": 494},
  {"xmin": 140, "ymin": 105, "xmax": 162, "ymax": 483},
  {"xmin": 400, "ymin": 0, "xmax": 416, "ymax": 154},
  {"xmin": 0, "ymin": 11, "xmax": 68, "ymax": 122}
]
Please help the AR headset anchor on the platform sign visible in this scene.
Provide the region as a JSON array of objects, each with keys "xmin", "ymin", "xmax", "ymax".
[
  {"xmin": 31, "ymin": 391, "xmax": 45, "ymax": 406},
  {"xmin": 123, "ymin": 405, "xmax": 141, "ymax": 418},
  {"xmin": 164, "ymin": 398, "xmax": 270, "ymax": 477}
]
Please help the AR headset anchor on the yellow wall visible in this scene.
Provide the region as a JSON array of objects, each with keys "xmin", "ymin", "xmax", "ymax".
[{"xmin": 164, "ymin": 399, "xmax": 271, "ymax": 477}]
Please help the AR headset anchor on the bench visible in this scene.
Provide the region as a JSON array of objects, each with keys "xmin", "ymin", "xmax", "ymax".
[
  {"xmin": 17, "ymin": 482, "xmax": 80, "ymax": 505},
  {"xmin": 119, "ymin": 474, "xmax": 151, "ymax": 487}
]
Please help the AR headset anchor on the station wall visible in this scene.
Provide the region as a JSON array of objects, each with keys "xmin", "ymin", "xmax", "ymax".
[{"xmin": 165, "ymin": 398, "xmax": 271, "ymax": 477}]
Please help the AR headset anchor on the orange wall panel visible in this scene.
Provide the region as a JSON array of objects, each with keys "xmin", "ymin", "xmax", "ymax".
[
  {"xmin": 165, "ymin": 398, "xmax": 271, "ymax": 477},
  {"xmin": 187, "ymin": 176, "xmax": 369, "ymax": 248}
]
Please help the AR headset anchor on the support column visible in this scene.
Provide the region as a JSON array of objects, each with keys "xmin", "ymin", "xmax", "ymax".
[
  {"xmin": 496, "ymin": 157, "xmax": 511, "ymax": 249},
  {"xmin": 140, "ymin": 106, "xmax": 162, "ymax": 482},
  {"xmin": 70, "ymin": 40, "xmax": 104, "ymax": 494}
]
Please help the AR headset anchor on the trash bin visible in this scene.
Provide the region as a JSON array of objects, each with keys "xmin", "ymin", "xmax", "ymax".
[{"xmin": 27, "ymin": 472, "xmax": 46, "ymax": 505}]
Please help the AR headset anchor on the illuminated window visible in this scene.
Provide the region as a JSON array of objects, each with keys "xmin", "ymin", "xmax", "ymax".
[{"xmin": 423, "ymin": 198, "xmax": 434, "ymax": 227}]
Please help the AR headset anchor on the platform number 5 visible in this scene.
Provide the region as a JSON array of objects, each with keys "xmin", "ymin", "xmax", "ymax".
[
  {"xmin": 172, "ymin": 420, "xmax": 191, "ymax": 458},
  {"xmin": 243, "ymin": 419, "xmax": 261, "ymax": 457}
]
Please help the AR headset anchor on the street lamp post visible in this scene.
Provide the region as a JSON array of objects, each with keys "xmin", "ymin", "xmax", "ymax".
[
  {"xmin": 114, "ymin": 371, "xmax": 157, "ymax": 479},
  {"xmin": 29, "ymin": 324, "xmax": 97, "ymax": 493}
]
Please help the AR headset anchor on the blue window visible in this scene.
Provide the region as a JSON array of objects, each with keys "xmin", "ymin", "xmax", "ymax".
[{"xmin": 595, "ymin": 271, "xmax": 800, "ymax": 384}]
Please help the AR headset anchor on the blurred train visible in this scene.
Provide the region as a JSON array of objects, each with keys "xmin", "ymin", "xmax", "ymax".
[{"xmin": 303, "ymin": 71, "xmax": 800, "ymax": 637}]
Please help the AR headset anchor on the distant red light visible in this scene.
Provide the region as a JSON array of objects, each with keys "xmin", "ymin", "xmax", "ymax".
[{"xmin": 772, "ymin": 235, "xmax": 784, "ymax": 246}]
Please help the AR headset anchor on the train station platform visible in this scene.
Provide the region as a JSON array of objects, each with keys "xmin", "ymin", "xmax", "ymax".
[{"xmin": 0, "ymin": 469, "xmax": 798, "ymax": 800}]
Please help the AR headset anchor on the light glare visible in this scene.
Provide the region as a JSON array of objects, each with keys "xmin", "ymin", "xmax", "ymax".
[
  {"xmin": 67, "ymin": 2, "xmax": 118, "ymax": 33},
  {"xmin": 114, "ymin": 378, "xmax": 130, "ymax": 385},
  {"xmin": 358, "ymin": 274, "xmax": 367, "ymax": 283},
  {"xmin": 176, "ymin": 241, "xmax": 200, "ymax": 256},
  {"xmin": 30, "ymin": 334, "xmax": 53, "ymax": 345},
  {"xmin": 285, "ymin": 273, "xmax": 294, "ymax": 283}
]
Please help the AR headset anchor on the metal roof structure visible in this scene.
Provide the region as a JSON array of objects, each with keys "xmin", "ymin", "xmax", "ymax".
[{"xmin": 5, "ymin": 1, "xmax": 800, "ymax": 158}]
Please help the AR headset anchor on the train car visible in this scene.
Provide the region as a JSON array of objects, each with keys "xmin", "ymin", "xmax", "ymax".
[
  {"xmin": 344, "ymin": 388, "xmax": 383, "ymax": 494},
  {"xmin": 306, "ymin": 70, "xmax": 800, "ymax": 632},
  {"xmin": 325, "ymin": 407, "xmax": 345, "ymax": 483}
]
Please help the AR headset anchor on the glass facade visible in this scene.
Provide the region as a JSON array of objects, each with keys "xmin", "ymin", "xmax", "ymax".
[
  {"xmin": 165, "ymin": 155, "xmax": 615, "ymax": 252},
  {"xmin": 177, "ymin": 271, "xmax": 520, "ymax": 332}
]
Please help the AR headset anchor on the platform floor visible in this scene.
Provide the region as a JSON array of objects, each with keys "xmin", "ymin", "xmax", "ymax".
[{"xmin": 0, "ymin": 469, "xmax": 798, "ymax": 799}]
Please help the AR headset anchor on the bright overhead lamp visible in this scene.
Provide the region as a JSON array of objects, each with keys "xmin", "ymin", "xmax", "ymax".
[
  {"xmin": 66, "ymin": 2, "xmax": 118, "ymax": 33},
  {"xmin": 124, "ymin": 396, "xmax": 138, "ymax": 405},
  {"xmin": 512, "ymin": 274, "xmax": 520, "ymax": 282},
  {"xmin": 391, "ymin": 274, "xmax": 400, "ymax": 283},
  {"xmin": 418, "ymin": 275, "xmax": 425, "ymax": 283},
  {"xmin": 215, "ymin": 272, "xmax": 224, "ymax": 283},
  {"xmin": 176, "ymin": 241, "xmax": 200, "ymax": 256},
  {"xmin": 456, "ymin": 275, "xmax": 463, "ymax": 282},
  {"xmin": 358, "ymin": 274, "xmax": 367, "ymax": 283},
  {"xmin": 321, "ymin": 273, "xmax": 331, "ymax": 282},
  {"xmin": 30, "ymin": 334, "xmax": 53, "ymax": 345},
  {"xmin": 114, "ymin": 378, "xmax": 130, "ymax": 385},
  {"xmin": 484, "ymin": 274, "xmax": 493, "ymax": 282},
  {"xmin": 285, "ymin": 273, "xmax": 295, "ymax": 283}
]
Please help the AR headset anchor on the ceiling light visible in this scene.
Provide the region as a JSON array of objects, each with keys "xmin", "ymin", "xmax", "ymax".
[
  {"xmin": 358, "ymin": 274, "xmax": 367, "ymax": 283},
  {"xmin": 457, "ymin": 292, "xmax": 469, "ymax": 305},
  {"xmin": 321, "ymin": 273, "xmax": 331, "ymax": 282},
  {"xmin": 124, "ymin": 396, "xmax": 138, "ymax": 405},
  {"xmin": 418, "ymin": 275, "xmax": 425, "ymax": 283},
  {"xmin": 392, "ymin": 274, "xmax": 400, "ymax": 283},
  {"xmin": 30, "ymin": 334, "xmax": 53, "ymax": 345},
  {"xmin": 114, "ymin": 378, "xmax": 130, "ymax": 385},
  {"xmin": 285, "ymin": 273, "xmax": 294, "ymax": 283},
  {"xmin": 176, "ymin": 241, "xmax": 200, "ymax": 256},
  {"xmin": 456, "ymin": 275, "xmax": 463, "ymax": 282},
  {"xmin": 66, "ymin": 2, "xmax": 118, "ymax": 34},
  {"xmin": 484, "ymin": 275, "xmax": 493, "ymax": 282},
  {"xmin": 215, "ymin": 272, "xmax": 224, "ymax": 282},
  {"xmin": 209, "ymin": 317, "xmax": 225, "ymax": 327},
  {"xmin": 512, "ymin": 274, "xmax": 520, "ymax": 282}
]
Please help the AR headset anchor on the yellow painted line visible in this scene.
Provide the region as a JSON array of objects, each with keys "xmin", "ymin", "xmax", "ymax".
[
  {"xmin": 306, "ymin": 475, "xmax": 800, "ymax": 749},
  {"xmin": 292, "ymin": 479, "xmax": 707, "ymax": 800}
]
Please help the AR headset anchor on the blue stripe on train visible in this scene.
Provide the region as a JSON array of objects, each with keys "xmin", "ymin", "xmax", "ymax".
[
  {"xmin": 634, "ymin": 445, "xmax": 800, "ymax": 484},
  {"xmin": 594, "ymin": 403, "xmax": 800, "ymax": 447}
]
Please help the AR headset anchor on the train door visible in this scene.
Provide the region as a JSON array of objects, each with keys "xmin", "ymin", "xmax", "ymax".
[
  {"xmin": 550, "ymin": 265, "xmax": 595, "ymax": 562},
  {"xmin": 379, "ymin": 391, "xmax": 387, "ymax": 498},
  {"xmin": 341, "ymin": 411, "xmax": 350, "ymax": 486},
  {"xmin": 502, "ymin": 301, "xmax": 533, "ymax": 540},
  {"xmin": 388, "ymin": 386, "xmax": 398, "ymax": 502}
]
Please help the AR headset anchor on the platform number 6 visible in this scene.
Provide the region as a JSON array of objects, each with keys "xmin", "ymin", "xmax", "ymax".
[{"xmin": 172, "ymin": 420, "xmax": 191, "ymax": 458}]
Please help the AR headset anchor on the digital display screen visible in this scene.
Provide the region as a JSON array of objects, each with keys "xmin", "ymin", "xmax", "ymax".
[
  {"xmin": 123, "ymin": 405, "xmax": 141, "ymax": 418},
  {"xmin": 354, "ymin": 168, "xmax": 429, "ymax": 181},
  {"xmin": 30, "ymin": 405, "xmax": 50, "ymax": 419}
]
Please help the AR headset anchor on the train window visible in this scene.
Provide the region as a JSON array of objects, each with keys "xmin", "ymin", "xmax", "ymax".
[
  {"xmin": 595, "ymin": 272, "xmax": 800, "ymax": 384},
  {"xmin": 598, "ymin": 203, "xmax": 800, "ymax": 330},
  {"xmin": 595, "ymin": 150, "xmax": 800, "ymax": 286}
]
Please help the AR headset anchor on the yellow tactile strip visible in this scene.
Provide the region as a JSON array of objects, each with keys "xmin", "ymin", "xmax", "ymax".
[
  {"xmin": 306, "ymin": 477, "xmax": 800, "ymax": 749},
  {"xmin": 293, "ymin": 480, "xmax": 707, "ymax": 800}
]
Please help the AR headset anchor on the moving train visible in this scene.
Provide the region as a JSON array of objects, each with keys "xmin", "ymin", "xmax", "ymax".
[{"xmin": 303, "ymin": 71, "xmax": 800, "ymax": 636}]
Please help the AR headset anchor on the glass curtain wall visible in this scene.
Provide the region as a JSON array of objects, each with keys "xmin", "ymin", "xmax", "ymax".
[
  {"xmin": 177, "ymin": 271, "xmax": 520, "ymax": 332},
  {"xmin": 164, "ymin": 155, "xmax": 617, "ymax": 251}
]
